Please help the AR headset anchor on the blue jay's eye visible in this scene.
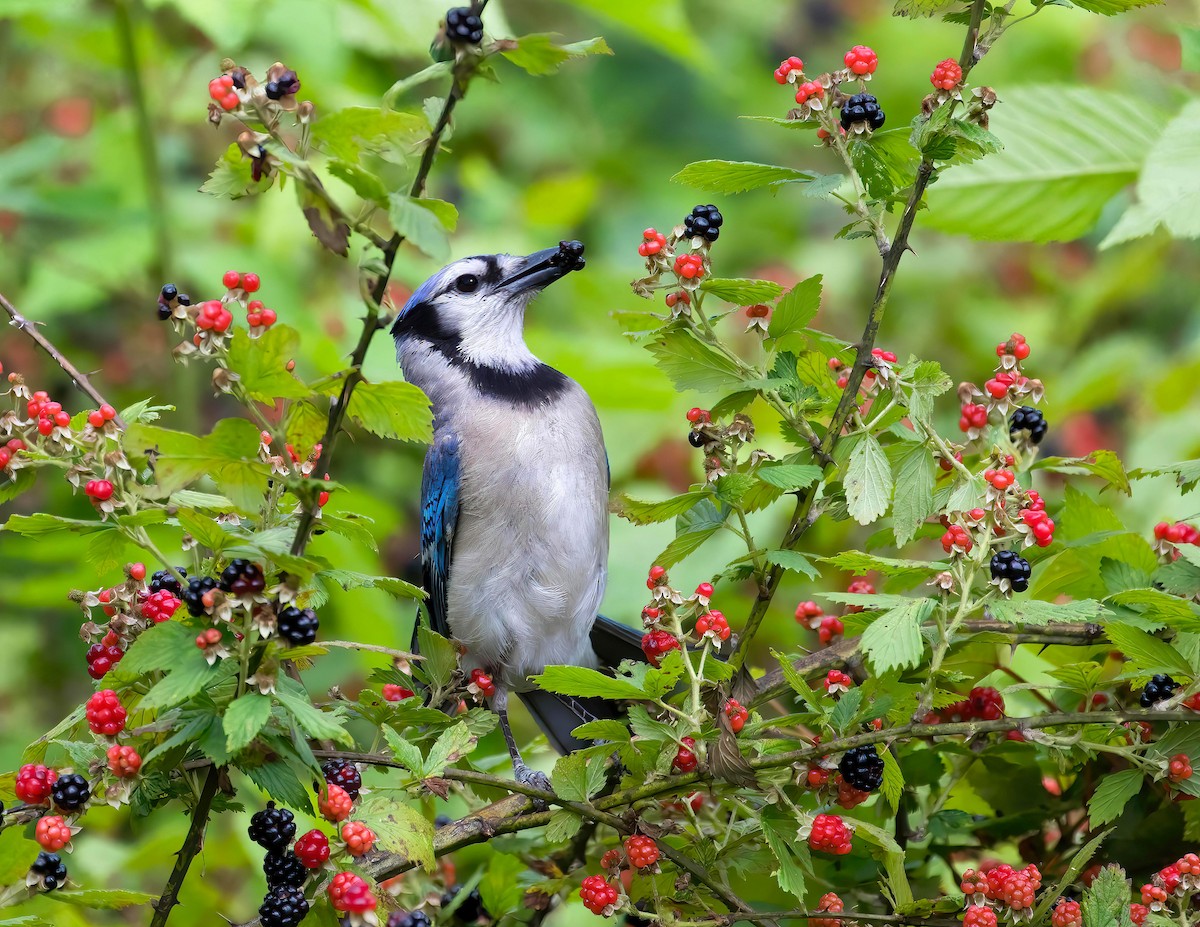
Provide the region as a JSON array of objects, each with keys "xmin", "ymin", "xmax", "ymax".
[{"xmin": 454, "ymin": 274, "xmax": 479, "ymax": 293}]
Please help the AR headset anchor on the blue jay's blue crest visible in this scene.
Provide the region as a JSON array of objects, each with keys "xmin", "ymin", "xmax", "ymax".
[{"xmin": 393, "ymin": 242, "xmax": 646, "ymax": 785}]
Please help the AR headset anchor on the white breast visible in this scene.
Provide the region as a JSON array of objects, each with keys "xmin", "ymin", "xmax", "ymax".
[{"xmin": 446, "ymin": 381, "xmax": 609, "ymax": 688}]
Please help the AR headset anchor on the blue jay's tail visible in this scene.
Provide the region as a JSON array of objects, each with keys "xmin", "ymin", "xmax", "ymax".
[{"xmin": 518, "ymin": 615, "xmax": 645, "ymax": 754}]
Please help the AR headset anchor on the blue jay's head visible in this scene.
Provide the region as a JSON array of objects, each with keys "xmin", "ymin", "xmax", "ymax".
[{"xmin": 392, "ymin": 241, "xmax": 585, "ymax": 372}]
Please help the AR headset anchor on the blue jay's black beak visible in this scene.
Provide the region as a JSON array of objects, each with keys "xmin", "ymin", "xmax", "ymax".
[{"xmin": 501, "ymin": 240, "xmax": 585, "ymax": 292}]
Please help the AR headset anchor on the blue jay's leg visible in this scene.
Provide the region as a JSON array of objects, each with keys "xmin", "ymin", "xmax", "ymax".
[{"xmin": 493, "ymin": 686, "xmax": 554, "ymax": 808}]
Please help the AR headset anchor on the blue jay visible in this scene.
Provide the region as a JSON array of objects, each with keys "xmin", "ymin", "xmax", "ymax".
[{"xmin": 391, "ymin": 241, "xmax": 643, "ymax": 790}]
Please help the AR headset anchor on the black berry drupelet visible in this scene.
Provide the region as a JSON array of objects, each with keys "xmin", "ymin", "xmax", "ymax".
[
  {"xmin": 989, "ymin": 549, "xmax": 1032, "ymax": 592},
  {"xmin": 1141, "ymin": 673, "xmax": 1180, "ymax": 708},
  {"xmin": 321, "ymin": 758, "xmax": 362, "ymax": 801},
  {"xmin": 840, "ymin": 92, "xmax": 886, "ymax": 130},
  {"xmin": 683, "ymin": 204, "xmax": 723, "ymax": 242},
  {"xmin": 182, "ymin": 576, "xmax": 218, "ymax": 616},
  {"xmin": 838, "ymin": 745, "xmax": 885, "ymax": 792},
  {"xmin": 278, "ymin": 606, "xmax": 320, "ymax": 646},
  {"xmin": 149, "ymin": 566, "xmax": 187, "ymax": 597},
  {"xmin": 263, "ymin": 850, "xmax": 308, "ymax": 889},
  {"xmin": 31, "ymin": 851, "xmax": 68, "ymax": 891},
  {"xmin": 442, "ymin": 884, "xmax": 489, "ymax": 922},
  {"xmin": 248, "ymin": 801, "xmax": 297, "ymax": 851},
  {"xmin": 259, "ymin": 884, "xmax": 310, "ymax": 927},
  {"xmin": 445, "ymin": 7, "xmax": 484, "ymax": 44},
  {"xmin": 265, "ymin": 70, "xmax": 300, "ymax": 101},
  {"xmin": 1009, "ymin": 406, "xmax": 1048, "ymax": 445},
  {"xmin": 688, "ymin": 431, "xmax": 706, "ymax": 448},
  {"xmin": 51, "ymin": 774, "xmax": 90, "ymax": 813},
  {"xmin": 549, "ymin": 238, "xmax": 586, "ymax": 271},
  {"xmin": 219, "ymin": 558, "xmax": 266, "ymax": 596},
  {"xmin": 389, "ymin": 912, "xmax": 434, "ymax": 927}
]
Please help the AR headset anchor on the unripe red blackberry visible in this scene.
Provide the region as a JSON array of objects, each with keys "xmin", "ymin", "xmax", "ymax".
[
  {"xmin": 50, "ymin": 774, "xmax": 90, "ymax": 813},
  {"xmin": 15, "ymin": 764, "xmax": 58, "ymax": 804},
  {"xmin": 328, "ymin": 871, "xmax": 377, "ymax": 913},
  {"xmin": 808, "ymin": 813, "xmax": 853, "ymax": 855},
  {"xmin": 248, "ymin": 801, "xmax": 297, "ymax": 851},
  {"xmin": 579, "ymin": 874, "xmax": 618, "ymax": 915},
  {"xmin": 263, "ymin": 850, "xmax": 308, "ymax": 889},
  {"xmin": 259, "ymin": 885, "xmax": 310, "ymax": 927},
  {"xmin": 838, "ymin": 745, "xmax": 884, "ymax": 792},
  {"xmin": 293, "ymin": 829, "xmax": 331, "ymax": 868},
  {"xmin": 278, "ymin": 606, "xmax": 319, "ymax": 646},
  {"xmin": 625, "ymin": 834, "xmax": 659, "ymax": 869}
]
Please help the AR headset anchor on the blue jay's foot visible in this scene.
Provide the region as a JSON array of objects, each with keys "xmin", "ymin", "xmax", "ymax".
[{"xmin": 513, "ymin": 761, "xmax": 554, "ymax": 811}]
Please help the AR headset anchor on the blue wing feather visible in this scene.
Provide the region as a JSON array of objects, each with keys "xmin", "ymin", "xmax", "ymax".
[{"xmin": 417, "ymin": 431, "xmax": 460, "ymax": 645}]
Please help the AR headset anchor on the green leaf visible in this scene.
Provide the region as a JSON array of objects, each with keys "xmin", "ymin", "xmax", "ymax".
[
  {"xmin": 545, "ymin": 809, "xmax": 583, "ymax": 843},
  {"xmin": 500, "ymin": 34, "xmax": 613, "ymax": 76},
  {"xmin": 1035, "ymin": 451, "xmax": 1132, "ymax": 495},
  {"xmin": 699, "ymin": 277, "xmax": 784, "ymax": 305},
  {"xmin": 821, "ymin": 551, "xmax": 947, "ymax": 586},
  {"xmin": 245, "ymin": 761, "xmax": 314, "ymax": 813},
  {"xmin": 316, "ymin": 569, "xmax": 424, "ymax": 600},
  {"xmin": 344, "ymin": 380, "xmax": 433, "ymax": 443},
  {"xmin": 478, "ymin": 852, "xmax": 527, "ymax": 917},
  {"xmin": 140, "ymin": 657, "xmax": 227, "ymax": 711},
  {"xmin": 226, "ymin": 325, "xmax": 311, "ymax": 403},
  {"xmin": 571, "ymin": 719, "xmax": 631, "ymax": 742},
  {"xmin": 904, "ymin": 360, "xmax": 954, "ymax": 424},
  {"xmin": 765, "ymin": 549, "xmax": 820, "ymax": 579},
  {"xmin": 769, "ymin": 649, "xmax": 824, "ymax": 712},
  {"xmin": 988, "ymin": 598, "xmax": 1106, "ymax": 627},
  {"xmin": 113, "ymin": 618, "xmax": 195, "ymax": 675},
  {"xmin": 551, "ymin": 751, "xmax": 608, "ymax": 802},
  {"xmin": 1089, "ymin": 768, "xmax": 1144, "ymax": 826},
  {"xmin": 892, "ymin": 444, "xmax": 936, "ymax": 546},
  {"xmin": 927, "ymin": 87, "xmax": 1169, "ymax": 242},
  {"xmin": 0, "ymin": 469, "xmax": 35, "ymax": 505},
  {"xmin": 1104, "ymin": 623, "xmax": 1195, "ymax": 677},
  {"xmin": 327, "ymin": 160, "xmax": 388, "ymax": 205},
  {"xmin": 531, "ymin": 665, "xmax": 648, "ymax": 700},
  {"xmin": 881, "ymin": 748, "xmax": 904, "ymax": 810},
  {"xmin": 388, "ymin": 195, "xmax": 455, "ymax": 262},
  {"xmin": 892, "ymin": 0, "xmax": 959, "ymax": 15},
  {"xmin": 670, "ymin": 160, "xmax": 818, "ymax": 196},
  {"xmin": 357, "ymin": 794, "xmax": 435, "ymax": 871},
  {"xmin": 646, "ymin": 327, "xmax": 745, "ymax": 393},
  {"xmin": 612, "ymin": 491, "xmax": 707, "ymax": 525},
  {"xmin": 755, "ymin": 463, "xmax": 823, "ymax": 491},
  {"xmin": 761, "ymin": 815, "xmax": 809, "ymax": 900},
  {"xmin": 862, "ymin": 598, "xmax": 935, "ymax": 673},
  {"xmin": 845, "ymin": 433, "xmax": 892, "ymax": 526},
  {"xmin": 1081, "ymin": 863, "xmax": 1136, "ymax": 927},
  {"xmin": 223, "ymin": 692, "xmax": 273, "ymax": 754},
  {"xmin": 311, "ymin": 107, "xmax": 427, "ymax": 162},
  {"xmin": 1103, "ymin": 99, "xmax": 1200, "ymax": 247},
  {"xmin": 200, "ymin": 142, "xmax": 269, "ymax": 199},
  {"xmin": 1070, "ymin": 0, "xmax": 1160, "ymax": 14},
  {"xmin": 1, "ymin": 513, "xmax": 111, "ymax": 537},
  {"xmin": 425, "ymin": 722, "xmax": 478, "ymax": 772},
  {"xmin": 275, "ymin": 679, "xmax": 353, "ymax": 746},
  {"xmin": 416, "ymin": 625, "xmax": 458, "ymax": 689},
  {"xmin": 1032, "ymin": 829, "xmax": 1109, "ymax": 923},
  {"xmin": 1108, "ymin": 587, "xmax": 1200, "ymax": 633},
  {"xmin": 1131, "ymin": 458, "xmax": 1200, "ymax": 493},
  {"xmin": 767, "ymin": 275, "xmax": 822, "ymax": 342},
  {"xmin": 47, "ymin": 889, "xmax": 156, "ymax": 910}
]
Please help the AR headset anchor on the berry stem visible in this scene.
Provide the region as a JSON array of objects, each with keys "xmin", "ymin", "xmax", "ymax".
[
  {"xmin": 959, "ymin": 0, "xmax": 989, "ymax": 69},
  {"xmin": 820, "ymin": 108, "xmax": 890, "ymax": 256},
  {"xmin": 148, "ymin": 765, "xmax": 221, "ymax": 927},
  {"xmin": 0, "ymin": 291, "xmax": 126, "ymax": 429}
]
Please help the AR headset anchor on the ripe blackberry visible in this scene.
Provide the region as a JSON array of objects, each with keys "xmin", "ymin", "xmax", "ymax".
[
  {"xmin": 30, "ymin": 851, "xmax": 68, "ymax": 891},
  {"xmin": 688, "ymin": 430, "xmax": 705, "ymax": 448},
  {"xmin": 389, "ymin": 912, "xmax": 433, "ymax": 927},
  {"xmin": 264, "ymin": 70, "xmax": 300, "ymax": 101},
  {"xmin": 278, "ymin": 606, "xmax": 320, "ymax": 646},
  {"xmin": 840, "ymin": 92, "xmax": 885, "ymax": 130},
  {"xmin": 264, "ymin": 850, "xmax": 308, "ymax": 889},
  {"xmin": 1141, "ymin": 673, "xmax": 1180, "ymax": 708},
  {"xmin": 161, "ymin": 284, "xmax": 178, "ymax": 302},
  {"xmin": 442, "ymin": 884, "xmax": 489, "ymax": 922},
  {"xmin": 259, "ymin": 884, "xmax": 310, "ymax": 927},
  {"xmin": 838, "ymin": 745, "xmax": 884, "ymax": 792},
  {"xmin": 219, "ymin": 558, "xmax": 266, "ymax": 596},
  {"xmin": 445, "ymin": 7, "xmax": 484, "ymax": 44},
  {"xmin": 182, "ymin": 576, "xmax": 217, "ymax": 616},
  {"xmin": 550, "ymin": 239, "xmax": 586, "ymax": 271},
  {"xmin": 989, "ymin": 549, "xmax": 1032, "ymax": 592},
  {"xmin": 1010, "ymin": 406, "xmax": 1048, "ymax": 445},
  {"xmin": 249, "ymin": 801, "xmax": 297, "ymax": 851},
  {"xmin": 149, "ymin": 567, "xmax": 187, "ymax": 597},
  {"xmin": 321, "ymin": 759, "xmax": 362, "ymax": 801},
  {"xmin": 50, "ymin": 774, "xmax": 90, "ymax": 813},
  {"xmin": 683, "ymin": 204, "xmax": 723, "ymax": 243}
]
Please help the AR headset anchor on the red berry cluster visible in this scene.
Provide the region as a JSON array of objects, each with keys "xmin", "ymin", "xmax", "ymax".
[
  {"xmin": 15, "ymin": 764, "xmax": 58, "ymax": 804},
  {"xmin": 382, "ymin": 683, "xmax": 415, "ymax": 702},
  {"xmin": 106, "ymin": 744, "xmax": 142, "ymax": 778},
  {"xmin": 84, "ymin": 479, "xmax": 114, "ymax": 503},
  {"xmin": 960, "ymin": 863, "xmax": 1041, "ymax": 911},
  {"xmin": 196, "ymin": 300, "xmax": 234, "ymax": 334},
  {"xmin": 0, "ymin": 436, "xmax": 26, "ymax": 470},
  {"xmin": 1050, "ymin": 900, "xmax": 1082, "ymax": 927},
  {"xmin": 641, "ymin": 629, "xmax": 680, "ymax": 667},
  {"xmin": 694, "ymin": 610, "xmax": 730, "ymax": 642},
  {"xmin": 673, "ymin": 253, "xmax": 704, "ymax": 280},
  {"xmin": 638, "ymin": 229, "xmax": 665, "ymax": 257},
  {"xmin": 794, "ymin": 80, "xmax": 825, "ymax": 105},
  {"xmin": 930, "ymin": 57, "xmax": 963, "ymax": 91},
  {"xmin": 672, "ymin": 736, "xmax": 699, "ymax": 774},
  {"xmin": 579, "ymin": 874, "xmax": 619, "ymax": 915},
  {"xmin": 1168, "ymin": 752, "xmax": 1194, "ymax": 783},
  {"xmin": 724, "ymin": 698, "xmax": 749, "ymax": 734},
  {"xmin": 962, "ymin": 905, "xmax": 997, "ymax": 927},
  {"xmin": 142, "ymin": 589, "xmax": 181, "ymax": 623},
  {"xmin": 85, "ymin": 404, "xmax": 118, "ymax": 430},
  {"xmin": 1019, "ymin": 505, "xmax": 1056, "ymax": 548},
  {"xmin": 984, "ymin": 468, "xmax": 1015, "ymax": 491},
  {"xmin": 824, "ymin": 670, "xmax": 853, "ymax": 695},
  {"xmin": 208, "ymin": 73, "xmax": 240, "ymax": 111},
  {"xmin": 807, "ymin": 813, "xmax": 853, "ymax": 855},
  {"xmin": 85, "ymin": 689, "xmax": 127, "ymax": 737},
  {"xmin": 319, "ymin": 784, "xmax": 355, "ymax": 823},
  {"xmin": 773, "ymin": 56, "xmax": 804, "ymax": 83},
  {"xmin": 328, "ymin": 871, "xmax": 377, "ymax": 913},
  {"xmin": 844, "ymin": 45, "xmax": 878, "ymax": 76},
  {"xmin": 27, "ymin": 391, "xmax": 72, "ymax": 438},
  {"xmin": 941, "ymin": 524, "xmax": 972, "ymax": 555},
  {"xmin": 35, "ymin": 815, "xmax": 73, "ymax": 852},
  {"xmin": 933, "ymin": 686, "xmax": 1005, "ymax": 723},
  {"xmin": 624, "ymin": 834, "xmax": 659, "ymax": 870},
  {"xmin": 341, "ymin": 821, "xmax": 377, "ymax": 857},
  {"xmin": 959, "ymin": 403, "xmax": 988, "ymax": 434},
  {"xmin": 1154, "ymin": 521, "xmax": 1200, "ymax": 560},
  {"xmin": 294, "ymin": 829, "xmax": 331, "ymax": 868},
  {"xmin": 810, "ymin": 893, "xmax": 845, "ymax": 927},
  {"xmin": 86, "ymin": 630, "xmax": 124, "ymax": 680},
  {"xmin": 835, "ymin": 776, "xmax": 872, "ymax": 810},
  {"xmin": 468, "ymin": 667, "xmax": 496, "ymax": 699},
  {"xmin": 844, "ymin": 578, "xmax": 875, "ymax": 613}
]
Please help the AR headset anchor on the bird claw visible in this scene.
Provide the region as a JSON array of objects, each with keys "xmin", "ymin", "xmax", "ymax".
[{"xmin": 513, "ymin": 762, "xmax": 554, "ymax": 811}]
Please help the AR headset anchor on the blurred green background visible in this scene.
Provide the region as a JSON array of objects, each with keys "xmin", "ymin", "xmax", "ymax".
[{"xmin": 1, "ymin": 0, "xmax": 1199, "ymax": 922}]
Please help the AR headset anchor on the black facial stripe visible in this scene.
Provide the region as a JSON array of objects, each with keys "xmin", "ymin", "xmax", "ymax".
[
  {"xmin": 480, "ymin": 254, "xmax": 502, "ymax": 287},
  {"xmin": 410, "ymin": 337, "xmax": 567, "ymax": 406},
  {"xmin": 390, "ymin": 301, "xmax": 460, "ymax": 347}
]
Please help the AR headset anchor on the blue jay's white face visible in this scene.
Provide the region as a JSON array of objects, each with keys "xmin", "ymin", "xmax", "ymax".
[{"xmin": 392, "ymin": 245, "xmax": 583, "ymax": 372}]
